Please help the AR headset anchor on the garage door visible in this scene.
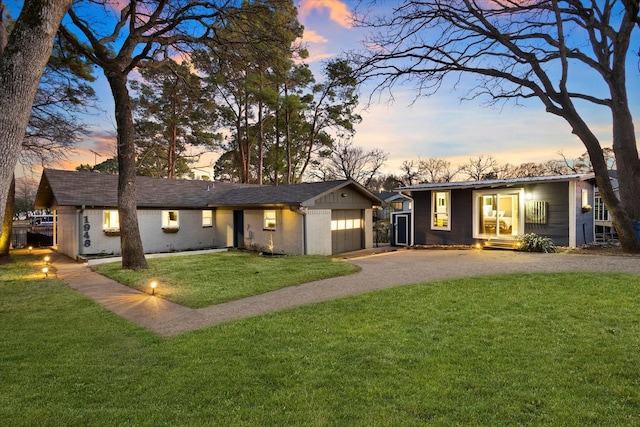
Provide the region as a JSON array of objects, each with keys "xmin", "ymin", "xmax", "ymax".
[{"xmin": 331, "ymin": 209, "xmax": 364, "ymax": 254}]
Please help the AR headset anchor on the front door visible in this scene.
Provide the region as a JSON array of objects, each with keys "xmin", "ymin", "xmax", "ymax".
[
  {"xmin": 392, "ymin": 212, "xmax": 411, "ymax": 246},
  {"xmin": 233, "ymin": 210, "xmax": 244, "ymax": 248}
]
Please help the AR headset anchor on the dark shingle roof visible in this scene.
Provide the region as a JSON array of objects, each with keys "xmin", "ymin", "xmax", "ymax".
[
  {"xmin": 35, "ymin": 169, "xmax": 250, "ymax": 209},
  {"xmin": 35, "ymin": 169, "xmax": 381, "ymax": 209},
  {"xmin": 208, "ymin": 180, "xmax": 369, "ymax": 207}
]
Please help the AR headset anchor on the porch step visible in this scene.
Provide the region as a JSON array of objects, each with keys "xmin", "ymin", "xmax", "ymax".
[{"xmin": 483, "ymin": 239, "xmax": 519, "ymax": 250}]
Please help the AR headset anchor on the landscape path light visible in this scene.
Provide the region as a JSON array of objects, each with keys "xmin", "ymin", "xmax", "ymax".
[
  {"xmin": 150, "ymin": 281, "xmax": 158, "ymax": 296},
  {"xmin": 42, "ymin": 267, "xmax": 49, "ymax": 278}
]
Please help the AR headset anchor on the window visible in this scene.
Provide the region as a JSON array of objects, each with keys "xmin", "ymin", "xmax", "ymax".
[
  {"xmin": 594, "ymin": 196, "xmax": 610, "ymax": 221},
  {"xmin": 331, "ymin": 218, "xmax": 361, "ymax": 230},
  {"xmin": 431, "ymin": 191, "xmax": 450, "ymax": 230},
  {"xmin": 162, "ymin": 210, "xmax": 179, "ymax": 229},
  {"xmin": 475, "ymin": 190, "xmax": 521, "ymax": 238},
  {"xmin": 103, "ymin": 210, "xmax": 120, "ymax": 230},
  {"xmin": 202, "ymin": 210, "xmax": 213, "ymax": 227},
  {"xmin": 264, "ymin": 210, "xmax": 276, "ymax": 230}
]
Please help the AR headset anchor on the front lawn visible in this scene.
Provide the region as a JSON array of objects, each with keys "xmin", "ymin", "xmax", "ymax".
[
  {"xmin": 2, "ymin": 251, "xmax": 640, "ymax": 425},
  {"xmin": 92, "ymin": 250, "xmax": 360, "ymax": 308}
]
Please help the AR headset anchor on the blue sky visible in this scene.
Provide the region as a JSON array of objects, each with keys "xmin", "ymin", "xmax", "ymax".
[{"xmin": 11, "ymin": 0, "xmax": 640, "ymax": 178}]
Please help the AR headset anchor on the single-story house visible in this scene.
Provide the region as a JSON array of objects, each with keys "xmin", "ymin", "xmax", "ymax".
[
  {"xmin": 396, "ymin": 174, "xmax": 596, "ymax": 248},
  {"xmin": 34, "ymin": 169, "xmax": 382, "ymax": 259}
]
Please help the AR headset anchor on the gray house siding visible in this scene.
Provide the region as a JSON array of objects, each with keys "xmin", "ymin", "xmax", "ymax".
[
  {"xmin": 523, "ymin": 182, "xmax": 570, "ymax": 246},
  {"xmin": 574, "ymin": 180, "xmax": 595, "ymax": 246},
  {"xmin": 62, "ymin": 208, "xmax": 217, "ymax": 258},
  {"xmin": 413, "ymin": 189, "xmax": 476, "ymax": 246}
]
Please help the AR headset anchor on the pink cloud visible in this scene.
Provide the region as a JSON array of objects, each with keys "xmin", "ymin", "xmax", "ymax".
[
  {"xmin": 302, "ymin": 29, "xmax": 328, "ymax": 44},
  {"xmin": 298, "ymin": 0, "xmax": 352, "ymax": 28}
]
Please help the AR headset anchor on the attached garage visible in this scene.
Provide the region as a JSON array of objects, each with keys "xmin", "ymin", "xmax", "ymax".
[{"xmin": 331, "ymin": 209, "xmax": 364, "ymax": 254}]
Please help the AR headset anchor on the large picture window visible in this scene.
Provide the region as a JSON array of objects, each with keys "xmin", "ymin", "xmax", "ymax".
[
  {"xmin": 431, "ymin": 191, "xmax": 450, "ymax": 230},
  {"xmin": 474, "ymin": 190, "xmax": 522, "ymax": 238}
]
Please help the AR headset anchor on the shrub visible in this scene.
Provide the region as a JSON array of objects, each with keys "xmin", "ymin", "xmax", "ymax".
[{"xmin": 516, "ymin": 233, "xmax": 557, "ymax": 253}]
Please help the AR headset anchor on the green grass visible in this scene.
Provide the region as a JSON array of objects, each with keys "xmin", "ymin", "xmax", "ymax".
[
  {"xmin": 92, "ymin": 251, "xmax": 360, "ymax": 308},
  {"xmin": 2, "ymin": 251, "xmax": 640, "ymax": 425}
]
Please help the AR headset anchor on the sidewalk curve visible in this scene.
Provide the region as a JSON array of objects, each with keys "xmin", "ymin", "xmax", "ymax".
[{"xmin": 51, "ymin": 249, "xmax": 640, "ymax": 337}]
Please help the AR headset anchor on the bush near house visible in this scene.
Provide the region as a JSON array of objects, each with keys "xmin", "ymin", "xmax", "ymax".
[{"xmin": 517, "ymin": 233, "xmax": 558, "ymax": 253}]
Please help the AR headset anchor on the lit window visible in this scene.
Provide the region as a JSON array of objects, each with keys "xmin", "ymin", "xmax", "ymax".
[
  {"xmin": 264, "ymin": 210, "xmax": 276, "ymax": 230},
  {"xmin": 103, "ymin": 210, "xmax": 120, "ymax": 230},
  {"xmin": 202, "ymin": 210, "xmax": 213, "ymax": 227},
  {"xmin": 162, "ymin": 210, "xmax": 179, "ymax": 229},
  {"xmin": 331, "ymin": 218, "xmax": 362, "ymax": 230},
  {"xmin": 432, "ymin": 191, "xmax": 450, "ymax": 230}
]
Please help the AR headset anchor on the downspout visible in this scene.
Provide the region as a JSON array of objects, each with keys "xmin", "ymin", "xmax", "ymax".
[
  {"xmin": 290, "ymin": 206, "xmax": 307, "ymax": 255},
  {"xmin": 398, "ymin": 190, "xmax": 415, "ymax": 246}
]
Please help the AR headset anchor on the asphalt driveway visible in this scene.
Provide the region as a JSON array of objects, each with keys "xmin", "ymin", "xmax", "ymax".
[{"xmin": 53, "ymin": 248, "xmax": 640, "ymax": 337}]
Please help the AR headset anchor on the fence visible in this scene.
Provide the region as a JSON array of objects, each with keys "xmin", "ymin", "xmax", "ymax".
[{"xmin": 10, "ymin": 222, "xmax": 54, "ymax": 248}]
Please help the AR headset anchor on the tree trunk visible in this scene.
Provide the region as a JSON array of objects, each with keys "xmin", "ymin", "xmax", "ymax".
[
  {"xmin": 168, "ymin": 95, "xmax": 177, "ymax": 179},
  {"xmin": 567, "ymin": 108, "xmax": 640, "ymax": 253},
  {"xmin": 603, "ymin": 7, "xmax": 640, "ymax": 252},
  {"xmin": 0, "ymin": 176, "xmax": 15, "ymax": 258},
  {"xmin": 243, "ymin": 97, "xmax": 251, "ymax": 183},
  {"xmin": 104, "ymin": 68, "xmax": 148, "ymax": 270},
  {"xmin": 284, "ymin": 83, "xmax": 292, "ymax": 184},
  {"xmin": 257, "ymin": 98, "xmax": 264, "ymax": 185},
  {"xmin": 0, "ymin": 0, "xmax": 72, "ymax": 242}
]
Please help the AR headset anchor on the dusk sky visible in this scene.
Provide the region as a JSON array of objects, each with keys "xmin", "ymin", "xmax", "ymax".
[{"xmin": 12, "ymin": 0, "xmax": 640, "ymax": 179}]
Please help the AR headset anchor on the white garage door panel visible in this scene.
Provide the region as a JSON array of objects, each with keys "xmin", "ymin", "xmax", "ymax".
[{"xmin": 331, "ymin": 209, "xmax": 363, "ymax": 254}]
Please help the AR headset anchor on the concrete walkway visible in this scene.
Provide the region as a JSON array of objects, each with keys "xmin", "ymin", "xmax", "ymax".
[{"xmin": 50, "ymin": 248, "xmax": 640, "ymax": 337}]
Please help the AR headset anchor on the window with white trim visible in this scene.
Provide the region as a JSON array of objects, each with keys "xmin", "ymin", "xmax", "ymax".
[
  {"xmin": 202, "ymin": 210, "xmax": 213, "ymax": 227},
  {"xmin": 264, "ymin": 210, "xmax": 276, "ymax": 230},
  {"xmin": 162, "ymin": 210, "xmax": 179, "ymax": 229},
  {"xmin": 594, "ymin": 196, "xmax": 610, "ymax": 221},
  {"xmin": 431, "ymin": 191, "xmax": 450, "ymax": 230},
  {"xmin": 102, "ymin": 210, "xmax": 120, "ymax": 231}
]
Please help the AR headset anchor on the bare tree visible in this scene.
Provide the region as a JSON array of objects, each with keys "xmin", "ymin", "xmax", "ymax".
[
  {"xmin": 0, "ymin": 0, "xmax": 72, "ymax": 245},
  {"xmin": 508, "ymin": 162, "xmax": 547, "ymax": 178},
  {"xmin": 419, "ymin": 157, "xmax": 457, "ymax": 183},
  {"xmin": 315, "ymin": 140, "xmax": 388, "ymax": 187},
  {"xmin": 353, "ymin": 1, "xmax": 640, "ymax": 252},
  {"xmin": 459, "ymin": 155, "xmax": 500, "ymax": 181},
  {"xmin": 398, "ymin": 160, "xmax": 423, "ymax": 186}
]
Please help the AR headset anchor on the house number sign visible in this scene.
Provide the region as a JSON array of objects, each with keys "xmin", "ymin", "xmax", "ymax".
[{"xmin": 83, "ymin": 216, "xmax": 91, "ymax": 247}]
